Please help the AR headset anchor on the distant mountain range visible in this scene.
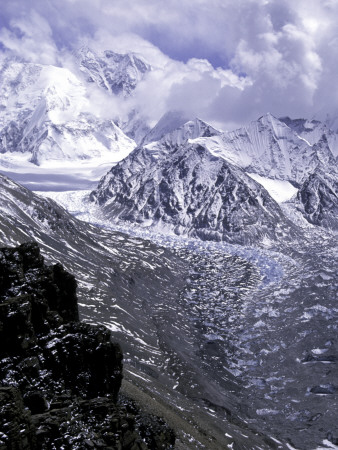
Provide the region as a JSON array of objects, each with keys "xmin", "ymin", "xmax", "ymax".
[
  {"xmin": 0, "ymin": 48, "xmax": 337, "ymax": 240},
  {"xmin": 0, "ymin": 48, "xmax": 148, "ymax": 168},
  {"xmin": 90, "ymin": 111, "xmax": 338, "ymax": 240},
  {"xmin": 0, "ymin": 45, "xmax": 338, "ymax": 449}
]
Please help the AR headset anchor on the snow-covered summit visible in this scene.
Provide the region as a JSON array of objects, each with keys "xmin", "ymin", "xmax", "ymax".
[
  {"xmin": 90, "ymin": 138, "xmax": 297, "ymax": 244},
  {"xmin": 0, "ymin": 55, "xmax": 136, "ymax": 177},
  {"xmin": 143, "ymin": 113, "xmax": 222, "ymax": 159},
  {"xmin": 76, "ymin": 46, "xmax": 151, "ymax": 97},
  {"xmin": 141, "ymin": 111, "xmax": 190, "ymax": 146},
  {"xmin": 191, "ymin": 113, "xmax": 336, "ymax": 184}
]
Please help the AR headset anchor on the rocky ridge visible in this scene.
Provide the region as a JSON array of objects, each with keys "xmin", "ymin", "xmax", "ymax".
[
  {"xmin": 90, "ymin": 140, "xmax": 298, "ymax": 244},
  {"xmin": 295, "ymin": 169, "xmax": 338, "ymax": 229},
  {"xmin": 77, "ymin": 46, "xmax": 151, "ymax": 97},
  {"xmin": 90, "ymin": 112, "xmax": 338, "ymax": 236},
  {"xmin": 196, "ymin": 113, "xmax": 336, "ymax": 184},
  {"xmin": 0, "ymin": 242, "xmax": 175, "ymax": 449}
]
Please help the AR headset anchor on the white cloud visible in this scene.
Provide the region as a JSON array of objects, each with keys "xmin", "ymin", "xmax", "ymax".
[
  {"xmin": 1, "ymin": 0, "xmax": 338, "ymax": 129},
  {"xmin": 0, "ymin": 10, "xmax": 59, "ymax": 65}
]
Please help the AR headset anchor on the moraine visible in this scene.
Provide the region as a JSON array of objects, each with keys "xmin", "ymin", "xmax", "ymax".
[{"xmin": 37, "ymin": 187, "xmax": 338, "ymax": 449}]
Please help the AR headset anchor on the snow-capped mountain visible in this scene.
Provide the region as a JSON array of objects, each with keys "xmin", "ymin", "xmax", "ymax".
[
  {"xmin": 89, "ymin": 111, "xmax": 338, "ymax": 234},
  {"xmin": 280, "ymin": 116, "xmax": 338, "ymax": 158},
  {"xmin": 194, "ymin": 113, "xmax": 336, "ymax": 185},
  {"xmin": 141, "ymin": 110, "xmax": 191, "ymax": 145},
  {"xmin": 90, "ymin": 141, "xmax": 297, "ymax": 244},
  {"xmin": 76, "ymin": 46, "xmax": 151, "ymax": 97},
  {"xmin": 0, "ymin": 55, "xmax": 137, "ymax": 176},
  {"xmin": 143, "ymin": 112, "xmax": 221, "ymax": 157}
]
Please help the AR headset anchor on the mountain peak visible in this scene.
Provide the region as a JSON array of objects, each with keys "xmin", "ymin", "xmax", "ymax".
[
  {"xmin": 142, "ymin": 110, "xmax": 190, "ymax": 145},
  {"xmin": 76, "ymin": 46, "xmax": 151, "ymax": 97},
  {"xmin": 90, "ymin": 139, "xmax": 295, "ymax": 244},
  {"xmin": 257, "ymin": 112, "xmax": 284, "ymax": 128}
]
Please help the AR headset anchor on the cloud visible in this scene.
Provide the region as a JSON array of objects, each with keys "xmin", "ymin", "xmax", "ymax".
[
  {"xmin": 0, "ymin": 0, "xmax": 338, "ymax": 130},
  {"xmin": 0, "ymin": 10, "xmax": 59, "ymax": 65}
]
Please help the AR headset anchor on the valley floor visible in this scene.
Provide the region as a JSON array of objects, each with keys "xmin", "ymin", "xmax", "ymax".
[{"xmin": 33, "ymin": 189, "xmax": 338, "ymax": 449}]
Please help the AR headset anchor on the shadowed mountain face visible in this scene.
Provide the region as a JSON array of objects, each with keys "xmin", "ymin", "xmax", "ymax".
[
  {"xmin": 295, "ymin": 170, "xmax": 338, "ymax": 230},
  {"xmin": 0, "ymin": 242, "xmax": 177, "ymax": 449},
  {"xmin": 90, "ymin": 142, "xmax": 298, "ymax": 244}
]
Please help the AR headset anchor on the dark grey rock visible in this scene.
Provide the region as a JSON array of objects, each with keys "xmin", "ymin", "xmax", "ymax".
[
  {"xmin": 0, "ymin": 243, "xmax": 174, "ymax": 449},
  {"xmin": 90, "ymin": 142, "xmax": 297, "ymax": 244}
]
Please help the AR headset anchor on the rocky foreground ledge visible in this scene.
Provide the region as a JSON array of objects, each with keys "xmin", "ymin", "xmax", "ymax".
[{"xmin": 0, "ymin": 242, "xmax": 175, "ymax": 449}]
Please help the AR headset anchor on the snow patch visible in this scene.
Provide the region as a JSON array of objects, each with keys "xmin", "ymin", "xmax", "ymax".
[{"xmin": 247, "ymin": 173, "xmax": 298, "ymax": 203}]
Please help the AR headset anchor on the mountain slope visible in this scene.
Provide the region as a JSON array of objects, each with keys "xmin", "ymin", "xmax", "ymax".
[
  {"xmin": 90, "ymin": 141, "xmax": 297, "ymax": 244},
  {"xmin": 0, "ymin": 172, "xmax": 279, "ymax": 449},
  {"xmin": 193, "ymin": 113, "xmax": 335, "ymax": 184},
  {"xmin": 0, "ymin": 242, "xmax": 177, "ymax": 449},
  {"xmin": 295, "ymin": 170, "xmax": 338, "ymax": 229},
  {"xmin": 77, "ymin": 46, "xmax": 151, "ymax": 97},
  {"xmin": 0, "ymin": 57, "xmax": 136, "ymax": 169}
]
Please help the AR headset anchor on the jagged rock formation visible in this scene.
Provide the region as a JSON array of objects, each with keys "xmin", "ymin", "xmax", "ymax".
[
  {"xmin": 295, "ymin": 170, "xmax": 338, "ymax": 229},
  {"xmin": 195, "ymin": 113, "xmax": 336, "ymax": 184},
  {"xmin": 0, "ymin": 243, "xmax": 175, "ymax": 449},
  {"xmin": 77, "ymin": 47, "xmax": 151, "ymax": 97},
  {"xmin": 90, "ymin": 142, "xmax": 297, "ymax": 244}
]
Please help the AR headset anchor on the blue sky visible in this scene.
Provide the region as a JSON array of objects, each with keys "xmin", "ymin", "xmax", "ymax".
[{"xmin": 1, "ymin": 0, "xmax": 338, "ymax": 129}]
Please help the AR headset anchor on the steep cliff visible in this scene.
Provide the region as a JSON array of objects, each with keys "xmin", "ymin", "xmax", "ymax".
[{"xmin": 0, "ymin": 242, "xmax": 174, "ymax": 449}]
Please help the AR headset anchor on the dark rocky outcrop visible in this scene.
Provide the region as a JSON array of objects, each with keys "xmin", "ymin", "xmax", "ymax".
[
  {"xmin": 0, "ymin": 243, "xmax": 175, "ymax": 449},
  {"xmin": 296, "ymin": 170, "xmax": 338, "ymax": 229}
]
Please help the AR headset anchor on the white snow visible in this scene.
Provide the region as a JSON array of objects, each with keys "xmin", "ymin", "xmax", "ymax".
[
  {"xmin": 316, "ymin": 440, "xmax": 338, "ymax": 449},
  {"xmin": 312, "ymin": 348, "xmax": 328, "ymax": 355},
  {"xmin": 0, "ymin": 58, "xmax": 136, "ymax": 181},
  {"xmin": 246, "ymin": 173, "xmax": 298, "ymax": 203}
]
